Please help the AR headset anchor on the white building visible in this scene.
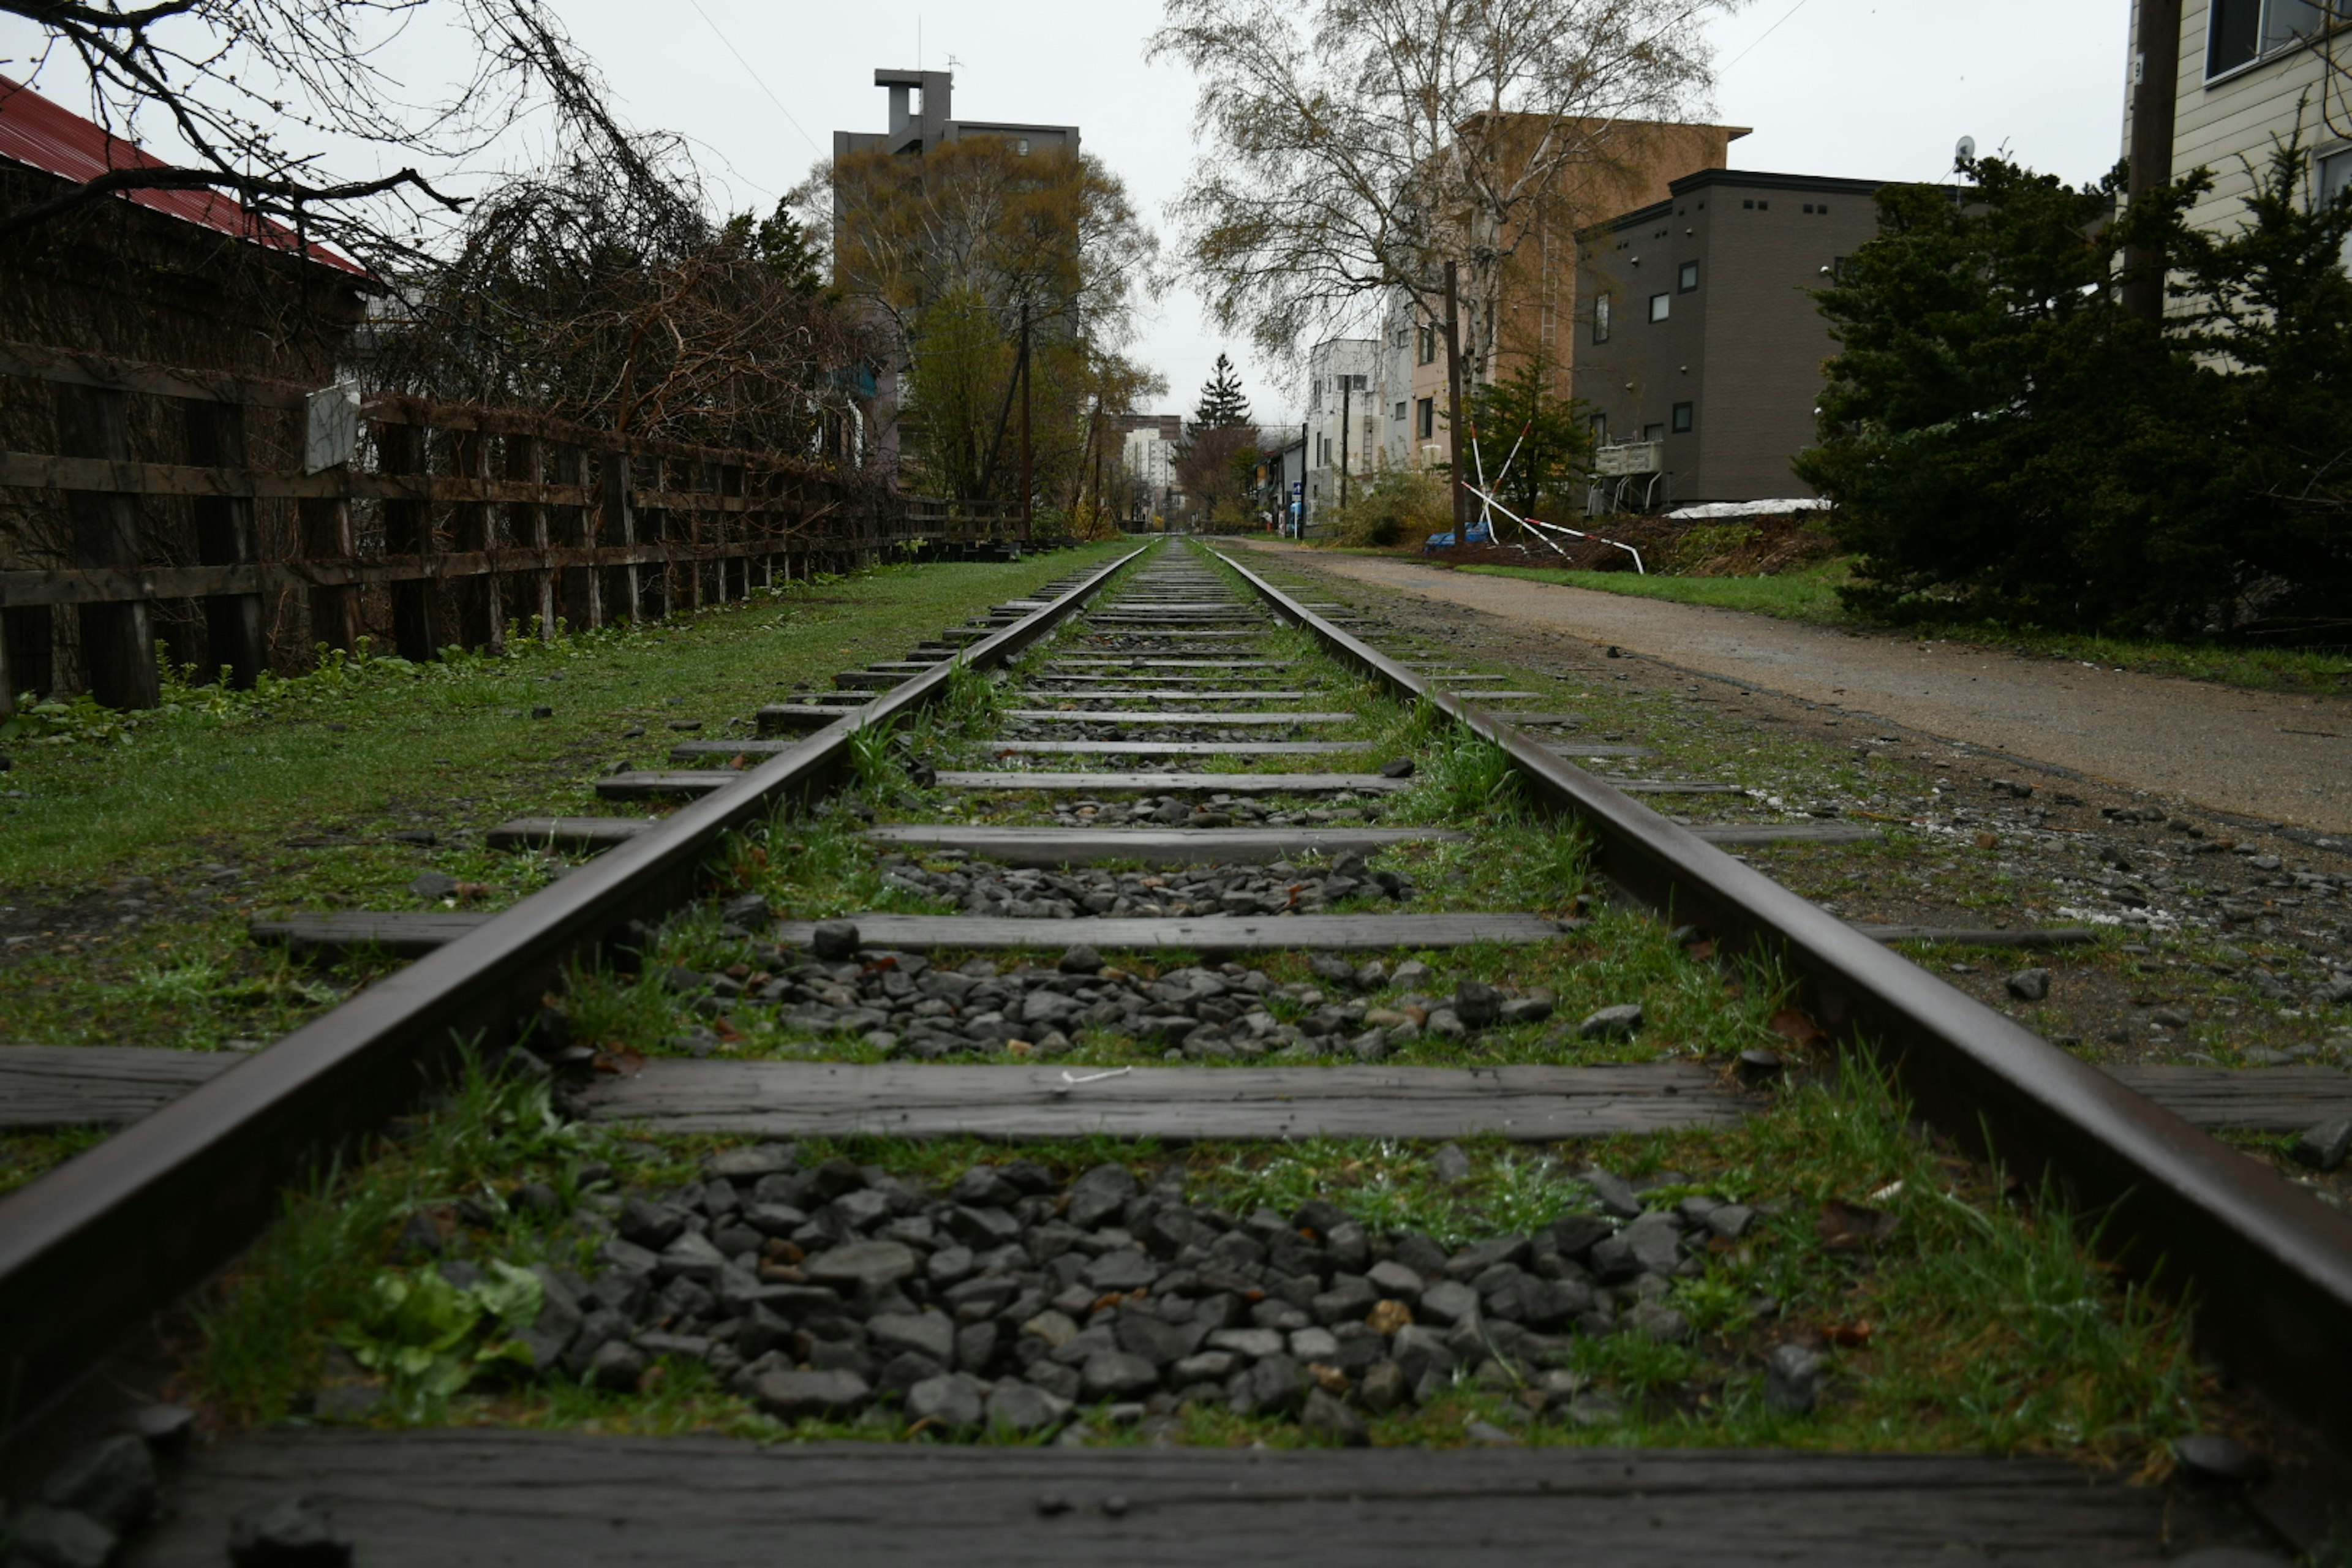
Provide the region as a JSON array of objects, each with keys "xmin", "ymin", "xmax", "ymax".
[
  {"xmin": 1118, "ymin": 417, "xmax": 1183, "ymax": 525},
  {"xmin": 1302, "ymin": 337, "xmax": 1381, "ymax": 530},
  {"xmin": 2124, "ymin": 2, "xmax": 2351, "ymax": 252}
]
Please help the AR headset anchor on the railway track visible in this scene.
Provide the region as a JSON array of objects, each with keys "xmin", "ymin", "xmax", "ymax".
[{"xmin": 2, "ymin": 537, "xmax": 2348, "ymax": 1564}]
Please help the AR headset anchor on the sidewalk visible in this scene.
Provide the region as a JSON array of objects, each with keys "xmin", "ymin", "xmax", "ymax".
[{"xmin": 1228, "ymin": 541, "xmax": 2352, "ymax": 834}]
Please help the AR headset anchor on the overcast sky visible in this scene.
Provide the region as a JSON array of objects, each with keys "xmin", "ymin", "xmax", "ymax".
[{"xmin": 4, "ymin": 1, "xmax": 2134, "ymax": 421}]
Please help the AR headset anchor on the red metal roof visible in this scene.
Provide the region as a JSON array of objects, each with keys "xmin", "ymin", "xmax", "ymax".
[{"xmin": 0, "ymin": 72, "xmax": 367, "ymax": 276}]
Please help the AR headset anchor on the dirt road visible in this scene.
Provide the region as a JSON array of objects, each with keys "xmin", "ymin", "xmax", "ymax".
[{"xmin": 1227, "ymin": 541, "xmax": 2352, "ymax": 835}]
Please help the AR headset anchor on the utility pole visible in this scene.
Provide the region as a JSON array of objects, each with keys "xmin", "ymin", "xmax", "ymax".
[
  {"xmin": 1018, "ymin": 302, "xmax": 1034, "ymax": 540},
  {"xmin": 1338, "ymin": 371, "xmax": 1352, "ymax": 511},
  {"xmin": 2124, "ymin": 0, "xmax": 2184, "ymax": 321},
  {"xmin": 1442, "ymin": 260, "xmax": 1468, "ymax": 529},
  {"xmin": 1299, "ymin": 418, "xmax": 1309, "ymax": 537}
]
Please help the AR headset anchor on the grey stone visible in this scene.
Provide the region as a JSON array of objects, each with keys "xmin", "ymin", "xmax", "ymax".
[
  {"xmin": 1082, "ymin": 1350, "xmax": 1163, "ymax": 1399},
  {"xmin": 1060, "ymin": 944, "xmax": 1104, "ymax": 974},
  {"xmin": 1578, "ymin": 1169, "xmax": 1643, "ymax": 1218},
  {"xmin": 1066, "ymin": 1162, "xmax": 1140, "ymax": 1228},
  {"xmin": 907, "ymin": 1373, "xmax": 986, "ymax": 1431},
  {"xmin": 810, "ymin": 919, "xmax": 862, "ymax": 959},
  {"xmin": 9, "ymin": 1506, "xmax": 118, "ymax": 1568},
  {"xmin": 225, "ymin": 1496, "xmax": 353, "ymax": 1567},
  {"xmin": 988, "ymin": 1382, "xmax": 1073, "ymax": 1436},
  {"xmin": 1764, "ymin": 1343, "xmax": 1825, "ymax": 1414},
  {"xmin": 1358, "ymin": 1358, "xmax": 1409, "ymax": 1411},
  {"xmin": 1300, "ymin": 1387, "xmax": 1371, "ymax": 1446},
  {"xmin": 1430, "ymin": 1142, "xmax": 1474, "ymax": 1183},
  {"xmin": 1025, "ymin": 1359, "xmax": 1084, "ymax": 1401},
  {"xmin": 1021, "ymin": 1309, "xmax": 1082, "ymax": 1349},
  {"xmin": 655, "ymin": 1229, "xmax": 729, "ymax": 1283},
  {"xmin": 1114, "ymin": 1311, "xmax": 1209, "ymax": 1367},
  {"xmin": 875, "ymin": 1349, "xmax": 947, "ymax": 1398},
  {"xmin": 955, "ymin": 1320, "xmax": 1000, "ymax": 1373},
  {"xmin": 1311, "ymin": 1275, "xmax": 1381, "ymax": 1325},
  {"xmin": 1578, "ymin": 1003, "xmax": 1645, "ymax": 1039},
  {"xmin": 1706, "ymin": 1204, "xmax": 1756, "ymax": 1240},
  {"xmin": 2292, "ymin": 1118, "xmax": 2352, "ymax": 1172},
  {"xmin": 945, "ymin": 1204, "xmax": 1024, "ymax": 1248},
  {"xmin": 2173, "ymin": 1432, "xmax": 2269, "ymax": 1485},
  {"xmin": 40, "ymin": 1433, "xmax": 157, "ymax": 1532},
  {"xmin": 312, "ymin": 1384, "xmax": 384, "ymax": 1423},
  {"xmin": 1416, "ymin": 1279, "xmax": 1480, "ymax": 1327},
  {"xmin": 1593, "ymin": 1211, "xmax": 1682, "ymax": 1280},
  {"xmin": 2005, "ymin": 967, "xmax": 2052, "ymax": 1002},
  {"xmin": 869, "ymin": 1310, "xmax": 956, "ymax": 1366},
  {"xmin": 1246, "ymin": 1353, "xmax": 1308, "ymax": 1414},
  {"xmin": 1366, "ymin": 1259, "xmax": 1425, "ymax": 1306},
  {"xmin": 584, "ymin": 1339, "xmax": 645, "ymax": 1393},
  {"xmin": 1083, "ymin": 1248, "xmax": 1158, "ymax": 1292},
  {"xmin": 1629, "ymin": 1302, "xmax": 1692, "ymax": 1344},
  {"xmin": 1452, "ymin": 979, "xmax": 1505, "ymax": 1028},
  {"xmin": 755, "ymin": 1367, "xmax": 872, "ymax": 1420},
  {"xmin": 804, "ymin": 1238, "xmax": 918, "ymax": 1291},
  {"xmin": 1172, "ymin": 1350, "xmax": 1239, "ymax": 1383},
  {"xmin": 1207, "ymin": 1326, "xmax": 1285, "ymax": 1359},
  {"xmin": 124, "ymin": 1403, "xmax": 197, "ymax": 1452},
  {"xmin": 1289, "ymin": 1326, "xmax": 1341, "ymax": 1363},
  {"xmin": 1464, "ymin": 1419, "xmax": 1522, "ymax": 1446},
  {"xmin": 1389, "ymin": 1324, "xmax": 1458, "ymax": 1385},
  {"xmin": 1444, "ymin": 1235, "xmax": 1530, "ymax": 1280},
  {"xmin": 615, "ymin": 1196, "xmax": 685, "ymax": 1250}
]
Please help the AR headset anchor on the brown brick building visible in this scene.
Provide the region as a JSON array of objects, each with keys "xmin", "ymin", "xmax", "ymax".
[{"xmin": 1575, "ymin": 168, "xmax": 1885, "ymax": 503}]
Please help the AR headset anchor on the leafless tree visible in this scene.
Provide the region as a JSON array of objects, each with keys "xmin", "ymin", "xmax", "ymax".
[
  {"xmin": 1152, "ymin": 0, "xmax": 1732, "ymax": 511},
  {"xmin": 0, "ymin": 0, "xmax": 598, "ymax": 265}
]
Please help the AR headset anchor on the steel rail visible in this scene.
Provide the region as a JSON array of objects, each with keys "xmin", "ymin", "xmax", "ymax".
[
  {"xmin": 0, "ymin": 544, "xmax": 1148, "ymax": 1431},
  {"xmin": 1208, "ymin": 541, "xmax": 2352, "ymax": 1448}
]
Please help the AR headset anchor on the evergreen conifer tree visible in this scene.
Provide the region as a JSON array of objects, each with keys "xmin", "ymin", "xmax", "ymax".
[{"xmin": 1194, "ymin": 353, "xmax": 1252, "ymax": 428}]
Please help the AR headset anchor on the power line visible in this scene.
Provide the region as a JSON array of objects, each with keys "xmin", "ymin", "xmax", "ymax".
[
  {"xmin": 1722, "ymin": 0, "xmax": 1813, "ymax": 72},
  {"xmin": 685, "ymin": 0, "xmax": 824, "ymax": 159}
]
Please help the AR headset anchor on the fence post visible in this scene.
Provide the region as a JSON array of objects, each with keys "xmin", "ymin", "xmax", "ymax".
[
  {"xmin": 53, "ymin": 382, "xmax": 157, "ymax": 709},
  {"xmin": 552, "ymin": 443, "xmax": 597, "ymax": 631},
  {"xmin": 505, "ymin": 434, "xmax": 552, "ymax": 642},
  {"xmin": 453, "ymin": 429, "xmax": 502, "ymax": 654},
  {"xmin": 184, "ymin": 400, "xmax": 267, "ymax": 687},
  {"xmin": 377, "ymin": 420, "xmax": 437, "ymax": 662},
  {"xmin": 600, "ymin": 448, "xmax": 638, "ymax": 623}
]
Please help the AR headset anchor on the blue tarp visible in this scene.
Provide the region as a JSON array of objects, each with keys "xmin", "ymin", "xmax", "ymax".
[{"xmin": 1422, "ymin": 519, "xmax": 1493, "ymax": 552}]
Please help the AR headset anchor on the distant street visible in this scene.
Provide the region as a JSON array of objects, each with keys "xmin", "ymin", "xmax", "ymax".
[{"xmin": 1231, "ymin": 541, "xmax": 2352, "ymax": 835}]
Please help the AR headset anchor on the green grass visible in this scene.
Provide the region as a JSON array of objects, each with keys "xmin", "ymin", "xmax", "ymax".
[
  {"xmin": 0, "ymin": 546, "xmax": 1128, "ymax": 1061},
  {"xmin": 1459, "ymin": 560, "xmax": 1855, "ymax": 623},
  {"xmin": 1454, "ymin": 560, "xmax": 2352, "ymax": 695}
]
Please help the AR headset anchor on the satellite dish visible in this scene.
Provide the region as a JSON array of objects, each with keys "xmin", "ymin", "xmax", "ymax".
[{"xmin": 1955, "ymin": 135, "xmax": 1977, "ymax": 166}]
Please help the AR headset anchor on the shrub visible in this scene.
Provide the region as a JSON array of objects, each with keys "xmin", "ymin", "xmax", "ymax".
[{"xmin": 1320, "ymin": 464, "xmax": 1452, "ymax": 548}]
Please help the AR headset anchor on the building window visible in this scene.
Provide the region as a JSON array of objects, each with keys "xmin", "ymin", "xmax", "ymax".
[
  {"xmin": 1678, "ymin": 260, "xmax": 1699, "ymax": 293},
  {"xmin": 2209, "ymin": 0, "xmax": 2323, "ymax": 77},
  {"xmin": 1588, "ymin": 412, "xmax": 1607, "ymax": 442},
  {"xmin": 1415, "ymin": 398, "xmax": 1435, "ymax": 440},
  {"xmin": 1393, "ymin": 401, "xmax": 1408, "ymax": 421},
  {"xmin": 1642, "ymin": 423, "xmax": 1665, "ymax": 442},
  {"xmin": 1742, "ymin": 198, "xmax": 1754, "ymax": 209},
  {"xmin": 1757, "ymin": 198, "xmax": 1769, "ymax": 210},
  {"xmin": 1417, "ymin": 324, "xmax": 1438, "ymax": 364},
  {"xmin": 1648, "ymin": 292, "xmax": 1670, "ymax": 323},
  {"xmin": 1593, "ymin": 291, "xmax": 1613, "ymax": 343},
  {"xmin": 1671, "ymin": 402, "xmax": 1694, "ymax": 434},
  {"xmin": 2320, "ymin": 149, "xmax": 2352, "ymax": 268},
  {"xmin": 1016, "ymin": 138, "xmax": 1031, "ymax": 156},
  {"xmin": 1830, "ymin": 254, "xmax": 1852, "ymax": 282}
]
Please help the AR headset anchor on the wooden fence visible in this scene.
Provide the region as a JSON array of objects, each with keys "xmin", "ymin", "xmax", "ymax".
[{"xmin": 0, "ymin": 341, "xmax": 1020, "ymax": 712}]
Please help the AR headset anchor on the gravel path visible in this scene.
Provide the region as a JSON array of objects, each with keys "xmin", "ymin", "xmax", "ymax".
[{"xmin": 1230, "ymin": 542, "xmax": 2352, "ymax": 835}]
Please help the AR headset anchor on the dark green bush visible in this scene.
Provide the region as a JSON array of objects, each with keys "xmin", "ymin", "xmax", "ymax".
[{"xmin": 1797, "ymin": 140, "xmax": 2352, "ymax": 637}]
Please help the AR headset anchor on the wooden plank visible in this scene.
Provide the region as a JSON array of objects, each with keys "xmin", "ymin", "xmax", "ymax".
[
  {"xmin": 939, "ymin": 771, "xmax": 1412, "ymax": 794},
  {"xmin": 1536, "ymin": 742, "xmax": 1654, "ymax": 757},
  {"xmin": 1601, "ymin": 780, "xmax": 1747, "ymax": 795},
  {"xmin": 125, "ymin": 1429, "xmax": 2223, "ymax": 1565},
  {"xmin": 865, "ymin": 824, "xmax": 1466, "ymax": 865},
  {"xmin": 979, "ymin": 741, "xmax": 1364, "ymax": 757},
  {"xmin": 486, "ymin": 816, "xmax": 657, "ymax": 851},
  {"xmin": 0, "ymin": 1047, "xmax": 238, "ymax": 1129},
  {"xmin": 1077, "ymin": 629, "xmax": 1263, "ymax": 639},
  {"xmin": 582, "ymin": 1061, "xmax": 1743, "ymax": 1139},
  {"xmin": 772, "ymin": 912, "xmax": 1570, "ymax": 951},
  {"xmin": 2108, "ymin": 1065, "xmax": 2352, "ymax": 1133},
  {"xmin": 595, "ymin": 771, "xmax": 737, "ymax": 800},
  {"xmin": 1003, "ymin": 710, "xmax": 1356, "ymax": 726},
  {"xmin": 757, "ymin": 705, "xmax": 864, "ymax": 733},
  {"xmin": 247, "ymin": 912, "xmax": 492, "ymax": 957},
  {"xmin": 1854, "ymin": 925, "xmax": 2102, "ymax": 949},
  {"xmin": 1692, "ymin": 823, "xmax": 1877, "ymax": 846},
  {"xmin": 1014, "ymin": 690, "xmax": 1310, "ymax": 701},
  {"xmin": 1048, "ymin": 659, "xmax": 1286, "ymax": 669}
]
